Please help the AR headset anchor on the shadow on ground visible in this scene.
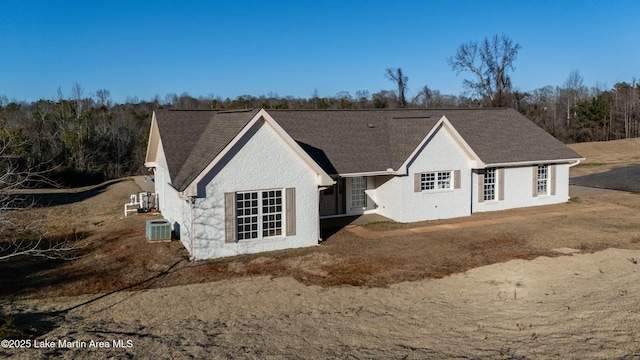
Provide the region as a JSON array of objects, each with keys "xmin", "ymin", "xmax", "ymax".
[
  {"xmin": 25, "ymin": 179, "xmax": 125, "ymax": 207},
  {"xmin": 1, "ymin": 258, "xmax": 184, "ymax": 339},
  {"xmin": 321, "ymin": 216, "xmax": 360, "ymax": 239},
  {"xmin": 571, "ymin": 164, "xmax": 640, "ymax": 192}
]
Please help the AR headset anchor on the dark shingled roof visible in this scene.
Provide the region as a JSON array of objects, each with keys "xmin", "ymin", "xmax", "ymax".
[
  {"xmin": 154, "ymin": 108, "xmax": 582, "ymax": 191},
  {"xmin": 443, "ymin": 109, "xmax": 582, "ymax": 164},
  {"xmin": 154, "ymin": 109, "xmax": 258, "ymax": 191},
  {"xmin": 268, "ymin": 110, "xmax": 440, "ymax": 174},
  {"xmin": 269, "ymin": 108, "xmax": 582, "ymax": 171}
]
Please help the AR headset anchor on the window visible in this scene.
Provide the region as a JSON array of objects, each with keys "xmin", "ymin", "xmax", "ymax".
[
  {"xmin": 351, "ymin": 176, "xmax": 366, "ymax": 207},
  {"xmin": 421, "ymin": 171, "xmax": 452, "ymax": 191},
  {"xmin": 236, "ymin": 192, "xmax": 258, "ymax": 240},
  {"xmin": 483, "ymin": 168, "xmax": 496, "ymax": 201},
  {"xmin": 261, "ymin": 190, "xmax": 283, "ymax": 237},
  {"xmin": 438, "ymin": 172, "xmax": 451, "ymax": 189},
  {"xmin": 236, "ymin": 190, "xmax": 282, "ymax": 240},
  {"xmin": 421, "ymin": 173, "xmax": 436, "ymax": 190},
  {"xmin": 537, "ymin": 165, "xmax": 548, "ymax": 195}
]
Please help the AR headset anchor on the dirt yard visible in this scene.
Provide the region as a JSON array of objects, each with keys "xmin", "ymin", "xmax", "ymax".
[{"xmin": 2, "ymin": 139, "xmax": 640, "ymax": 359}]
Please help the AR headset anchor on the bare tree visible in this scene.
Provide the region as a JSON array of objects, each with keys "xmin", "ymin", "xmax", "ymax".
[
  {"xmin": 355, "ymin": 90, "xmax": 370, "ymax": 109},
  {"xmin": 563, "ymin": 70, "xmax": 588, "ymax": 127},
  {"xmin": 0, "ymin": 138, "xmax": 79, "ymax": 261},
  {"xmin": 71, "ymin": 82, "xmax": 84, "ymax": 119},
  {"xmin": 448, "ymin": 34, "xmax": 521, "ymax": 107},
  {"xmin": 613, "ymin": 81, "xmax": 638, "ymax": 139},
  {"xmin": 372, "ymin": 90, "xmax": 396, "ymax": 108},
  {"xmin": 95, "ymin": 89, "xmax": 112, "ymax": 109},
  {"xmin": 385, "ymin": 68, "xmax": 408, "ymax": 107},
  {"xmin": 412, "ymin": 85, "xmax": 433, "ymax": 108}
]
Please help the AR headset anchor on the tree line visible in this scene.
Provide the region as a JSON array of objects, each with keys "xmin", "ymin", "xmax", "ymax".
[
  {"xmin": 0, "ymin": 35, "xmax": 638, "ymax": 187},
  {"xmin": 0, "ymin": 86, "xmax": 152, "ymax": 186}
]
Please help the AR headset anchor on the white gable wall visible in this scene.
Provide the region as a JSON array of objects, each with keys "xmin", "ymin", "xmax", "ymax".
[
  {"xmin": 191, "ymin": 119, "xmax": 320, "ymax": 259},
  {"xmin": 473, "ymin": 163, "xmax": 571, "ymax": 213},
  {"xmin": 375, "ymin": 125, "xmax": 474, "ymax": 223}
]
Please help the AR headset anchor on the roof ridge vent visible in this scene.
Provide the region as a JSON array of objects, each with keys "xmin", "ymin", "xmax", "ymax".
[
  {"xmin": 391, "ymin": 116, "xmax": 432, "ymax": 119},
  {"xmin": 217, "ymin": 109, "xmax": 256, "ymax": 114}
]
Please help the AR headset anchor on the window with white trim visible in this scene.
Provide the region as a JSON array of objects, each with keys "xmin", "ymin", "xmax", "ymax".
[
  {"xmin": 236, "ymin": 190, "xmax": 282, "ymax": 240},
  {"xmin": 351, "ymin": 176, "xmax": 366, "ymax": 207},
  {"xmin": 421, "ymin": 171, "xmax": 452, "ymax": 191},
  {"xmin": 484, "ymin": 168, "xmax": 496, "ymax": 201},
  {"xmin": 537, "ymin": 165, "xmax": 548, "ymax": 195}
]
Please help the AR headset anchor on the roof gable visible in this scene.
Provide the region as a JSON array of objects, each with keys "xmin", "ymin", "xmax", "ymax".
[
  {"xmin": 396, "ymin": 115, "xmax": 484, "ymax": 174},
  {"xmin": 182, "ymin": 109, "xmax": 334, "ymax": 195},
  {"xmin": 152, "ymin": 109, "xmax": 334, "ymax": 195}
]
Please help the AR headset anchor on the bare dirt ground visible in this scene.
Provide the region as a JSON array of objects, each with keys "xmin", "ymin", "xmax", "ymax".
[{"xmin": 2, "ymin": 139, "xmax": 640, "ymax": 359}]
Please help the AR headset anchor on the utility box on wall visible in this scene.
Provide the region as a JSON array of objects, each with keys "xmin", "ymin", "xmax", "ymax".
[{"xmin": 145, "ymin": 219, "xmax": 171, "ymax": 242}]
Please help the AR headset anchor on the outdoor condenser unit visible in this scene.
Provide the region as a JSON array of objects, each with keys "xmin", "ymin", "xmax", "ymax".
[{"xmin": 145, "ymin": 219, "xmax": 171, "ymax": 242}]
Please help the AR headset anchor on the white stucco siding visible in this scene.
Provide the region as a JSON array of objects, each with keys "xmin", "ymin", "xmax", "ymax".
[
  {"xmin": 150, "ymin": 137, "xmax": 193, "ymax": 250},
  {"xmin": 473, "ymin": 163, "xmax": 571, "ymax": 213},
  {"xmin": 377, "ymin": 125, "xmax": 473, "ymax": 223},
  {"xmin": 371, "ymin": 176, "xmax": 403, "ymax": 220},
  {"xmin": 153, "ymin": 163, "xmax": 193, "ymax": 252},
  {"xmin": 151, "ymin": 137, "xmax": 169, "ymax": 214},
  {"xmin": 190, "ymin": 120, "xmax": 321, "ymax": 260}
]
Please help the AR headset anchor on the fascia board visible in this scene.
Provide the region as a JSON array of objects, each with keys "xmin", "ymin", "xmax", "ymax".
[
  {"xmin": 337, "ymin": 170, "xmax": 399, "ymax": 177},
  {"xmin": 397, "ymin": 115, "xmax": 485, "ymax": 174},
  {"xmin": 144, "ymin": 111, "xmax": 159, "ymax": 164}
]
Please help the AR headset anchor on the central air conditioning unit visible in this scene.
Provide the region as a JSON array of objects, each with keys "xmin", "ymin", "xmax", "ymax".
[{"xmin": 146, "ymin": 219, "xmax": 171, "ymax": 242}]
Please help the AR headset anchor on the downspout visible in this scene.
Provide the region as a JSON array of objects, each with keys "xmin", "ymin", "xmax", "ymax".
[
  {"xmin": 189, "ymin": 197, "xmax": 196, "ymax": 261},
  {"xmin": 317, "ymin": 187, "xmax": 323, "ymax": 243},
  {"xmin": 470, "ymin": 169, "xmax": 474, "ymax": 214},
  {"xmin": 568, "ymin": 159, "xmax": 582, "ymax": 168}
]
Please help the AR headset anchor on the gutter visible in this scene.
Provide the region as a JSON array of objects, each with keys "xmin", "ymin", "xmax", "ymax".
[
  {"xmin": 189, "ymin": 197, "xmax": 196, "ymax": 261},
  {"xmin": 568, "ymin": 159, "xmax": 583, "ymax": 168},
  {"xmin": 485, "ymin": 158, "xmax": 585, "ymax": 168},
  {"xmin": 337, "ymin": 169, "xmax": 400, "ymax": 177}
]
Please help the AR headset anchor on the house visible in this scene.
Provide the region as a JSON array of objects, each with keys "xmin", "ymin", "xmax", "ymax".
[{"xmin": 144, "ymin": 108, "xmax": 583, "ymax": 260}]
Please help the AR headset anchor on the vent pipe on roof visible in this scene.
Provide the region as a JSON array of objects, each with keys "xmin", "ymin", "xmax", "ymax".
[{"xmin": 367, "ymin": 123, "xmax": 375, "ymax": 128}]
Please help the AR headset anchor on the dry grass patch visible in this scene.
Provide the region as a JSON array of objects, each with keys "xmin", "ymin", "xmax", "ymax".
[{"xmin": 362, "ymin": 221, "xmax": 408, "ymax": 231}]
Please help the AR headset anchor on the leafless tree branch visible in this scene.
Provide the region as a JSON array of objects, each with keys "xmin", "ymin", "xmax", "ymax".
[
  {"xmin": 448, "ymin": 34, "xmax": 521, "ymax": 107},
  {"xmin": 0, "ymin": 136, "xmax": 81, "ymax": 261},
  {"xmin": 385, "ymin": 68, "xmax": 408, "ymax": 108}
]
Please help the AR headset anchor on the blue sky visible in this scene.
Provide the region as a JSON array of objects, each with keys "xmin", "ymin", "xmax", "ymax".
[{"xmin": 1, "ymin": 0, "xmax": 639, "ymax": 103}]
